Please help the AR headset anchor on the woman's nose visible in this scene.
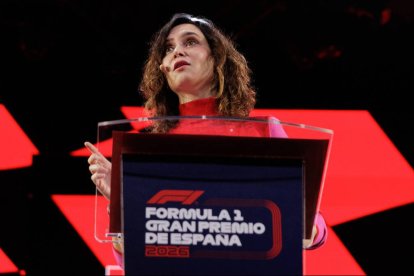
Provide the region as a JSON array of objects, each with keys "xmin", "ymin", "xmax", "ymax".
[{"xmin": 173, "ymin": 45, "xmax": 185, "ymax": 58}]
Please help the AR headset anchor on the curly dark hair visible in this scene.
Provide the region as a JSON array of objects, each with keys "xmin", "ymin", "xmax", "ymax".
[{"xmin": 139, "ymin": 13, "xmax": 256, "ymax": 133}]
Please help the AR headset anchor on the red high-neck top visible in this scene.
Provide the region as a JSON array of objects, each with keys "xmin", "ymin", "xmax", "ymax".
[
  {"xmin": 178, "ymin": 97, "xmax": 217, "ymax": 116},
  {"xmin": 169, "ymin": 97, "xmax": 287, "ymax": 138}
]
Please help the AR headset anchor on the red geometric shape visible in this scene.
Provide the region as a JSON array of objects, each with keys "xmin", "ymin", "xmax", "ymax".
[
  {"xmin": 0, "ymin": 248, "xmax": 19, "ymax": 273},
  {"xmin": 0, "ymin": 104, "xmax": 39, "ymax": 170},
  {"xmin": 51, "ymin": 195, "xmax": 116, "ymax": 267}
]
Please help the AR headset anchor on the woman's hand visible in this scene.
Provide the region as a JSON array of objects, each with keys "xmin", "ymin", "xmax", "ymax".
[
  {"xmin": 85, "ymin": 141, "xmax": 112, "ymax": 200},
  {"xmin": 303, "ymin": 225, "xmax": 318, "ymax": 249}
]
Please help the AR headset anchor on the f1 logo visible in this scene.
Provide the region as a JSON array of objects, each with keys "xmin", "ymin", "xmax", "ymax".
[{"xmin": 147, "ymin": 190, "xmax": 204, "ymax": 205}]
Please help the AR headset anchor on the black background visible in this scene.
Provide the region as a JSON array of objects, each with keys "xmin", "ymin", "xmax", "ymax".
[{"xmin": 1, "ymin": 0, "xmax": 413, "ymax": 275}]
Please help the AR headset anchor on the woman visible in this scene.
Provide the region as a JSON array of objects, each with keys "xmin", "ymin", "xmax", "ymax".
[
  {"xmin": 86, "ymin": 12, "xmax": 285, "ymax": 202},
  {"xmin": 85, "ymin": 13, "xmax": 327, "ymax": 264}
]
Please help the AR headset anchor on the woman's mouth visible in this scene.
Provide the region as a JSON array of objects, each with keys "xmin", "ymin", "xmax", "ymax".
[{"xmin": 174, "ymin": 60, "xmax": 190, "ymax": 71}]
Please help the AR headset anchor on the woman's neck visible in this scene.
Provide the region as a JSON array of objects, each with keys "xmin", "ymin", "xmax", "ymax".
[{"xmin": 176, "ymin": 89, "xmax": 215, "ymax": 104}]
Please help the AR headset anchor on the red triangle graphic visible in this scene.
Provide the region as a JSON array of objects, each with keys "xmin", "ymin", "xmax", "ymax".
[{"xmin": 0, "ymin": 104, "xmax": 39, "ymax": 170}]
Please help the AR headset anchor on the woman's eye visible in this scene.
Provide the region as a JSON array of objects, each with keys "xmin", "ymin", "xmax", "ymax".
[
  {"xmin": 165, "ymin": 46, "xmax": 174, "ymax": 54},
  {"xmin": 185, "ymin": 39, "xmax": 198, "ymax": 46}
]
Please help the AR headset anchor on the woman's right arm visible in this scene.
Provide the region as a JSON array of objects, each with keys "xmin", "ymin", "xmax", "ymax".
[
  {"xmin": 84, "ymin": 141, "xmax": 112, "ymax": 200},
  {"xmin": 85, "ymin": 142, "xmax": 125, "ymax": 267}
]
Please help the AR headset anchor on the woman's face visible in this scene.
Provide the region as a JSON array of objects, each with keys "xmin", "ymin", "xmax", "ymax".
[{"xmin": 160, "ymin": 23, "xmax": 215, "ymax": 103}]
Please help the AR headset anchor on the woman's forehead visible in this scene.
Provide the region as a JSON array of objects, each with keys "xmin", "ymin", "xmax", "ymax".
[{"xmin": 167, "ymin": 24, "xmax": 204, "ymax": 40}]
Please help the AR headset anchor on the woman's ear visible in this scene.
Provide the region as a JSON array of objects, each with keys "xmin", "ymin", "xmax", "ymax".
[{"xmin": 159, "ymin": 64, "xmax": 165, "ymax": 73}]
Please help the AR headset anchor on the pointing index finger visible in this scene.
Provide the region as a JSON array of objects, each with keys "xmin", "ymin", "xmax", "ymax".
[{"xmin": 84, "ymin": 141, "xmax": 101, "ymax": 155}]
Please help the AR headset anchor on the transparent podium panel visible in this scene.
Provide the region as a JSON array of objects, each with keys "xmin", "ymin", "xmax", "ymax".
[{"xmin": 93, "ymin": 116, "xmax": 333, "ymax": 248}]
